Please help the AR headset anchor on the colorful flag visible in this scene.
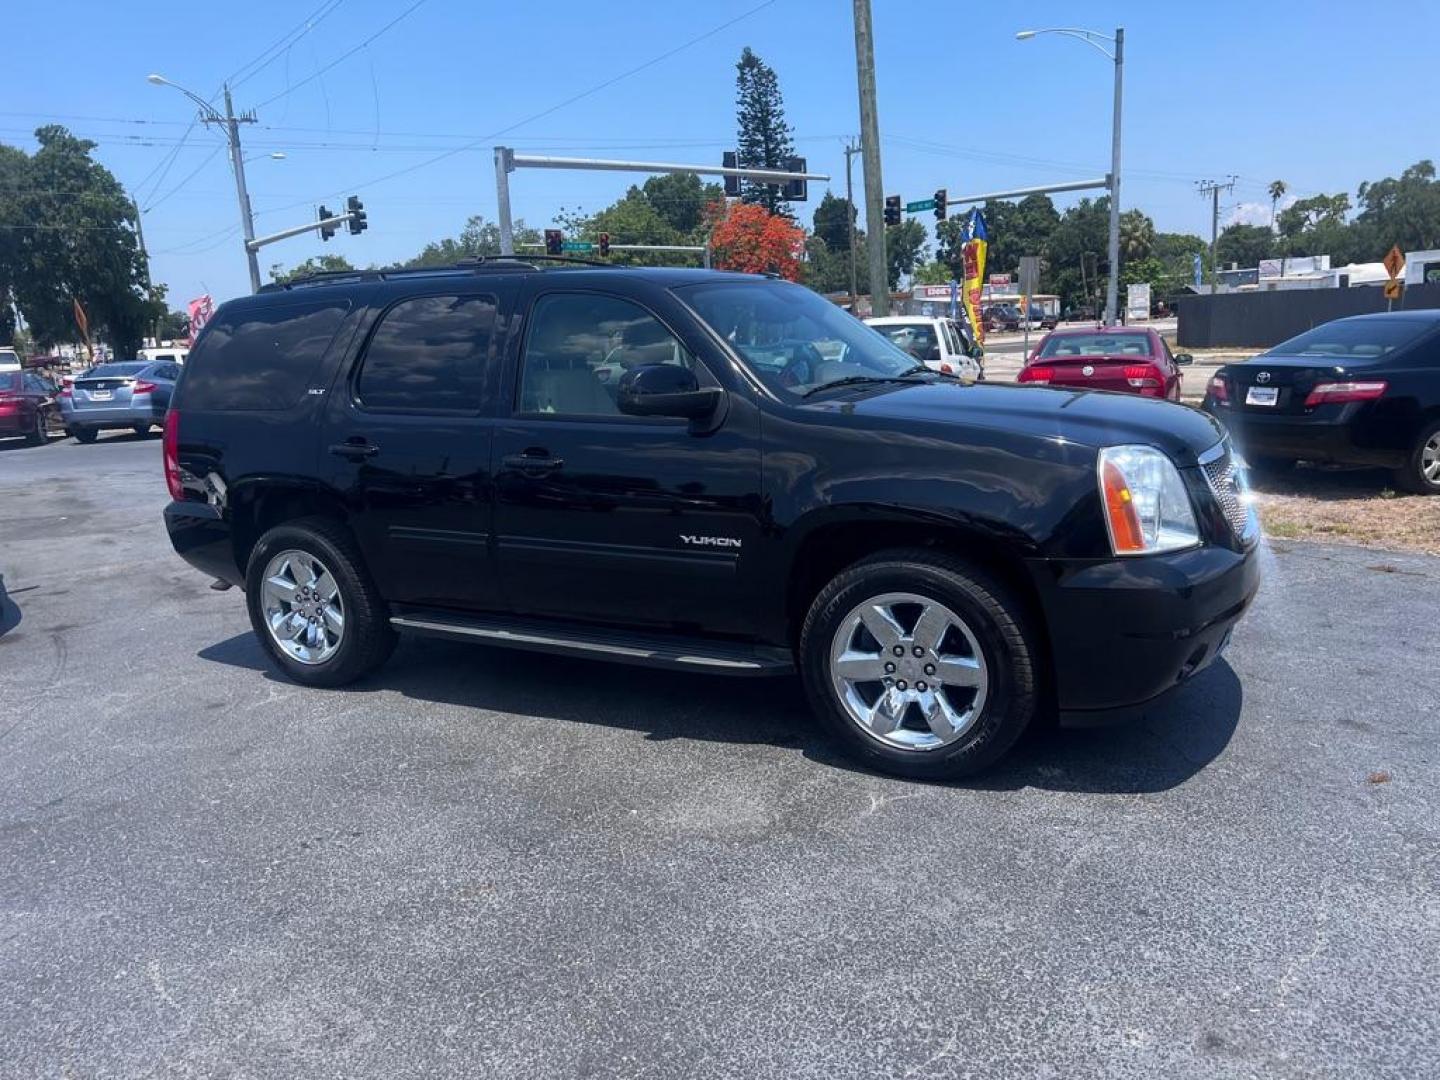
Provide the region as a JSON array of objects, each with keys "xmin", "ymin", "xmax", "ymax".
[
  {"xmin": 187, "ymin": 295, "xmax": 214, "ymax": 345},
  {"xmin": 72, "ymin": 297, "xmax": 94, "ymax": 361},
  {"xmin": 960, "ymin": 209, "xmax": 989, "ymax": 344}
]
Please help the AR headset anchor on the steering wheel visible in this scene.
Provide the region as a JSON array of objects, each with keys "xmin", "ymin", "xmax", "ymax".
[{"xmin": 777, "ymin": 342, "xmax": 822, "ymax": 389}]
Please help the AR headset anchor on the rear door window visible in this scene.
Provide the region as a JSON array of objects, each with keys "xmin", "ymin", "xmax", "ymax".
[
  {"xmin": 355, "ymin": 294, "xmax": 496, "ymax": 412},
  {"xmin": 180, "ymin": 297, "xmax": 351, "ymax": 411},
  {"xmin": 1267, "ymin": 319, "xmax": 1433, "ymax": 360}
]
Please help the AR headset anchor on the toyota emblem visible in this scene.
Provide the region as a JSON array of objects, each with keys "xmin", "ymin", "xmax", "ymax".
[
  {"xmin": 1082, "ymin": 364, "xmax": 1095, "ymax": 376},
  {"xmin": 1255, "ymin": 371, "xmax": 1271, "ymax": 383}
]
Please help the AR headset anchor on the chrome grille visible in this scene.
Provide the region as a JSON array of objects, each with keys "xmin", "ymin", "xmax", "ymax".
[{"xmin": 1201, "ymin": 446, "xmax": 1255, "ymax": 540}]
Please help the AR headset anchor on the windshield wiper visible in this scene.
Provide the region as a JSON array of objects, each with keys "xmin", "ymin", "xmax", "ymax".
[{"xmin": 802, "ymin": 367, "xmax": 934, "ymax": 397}]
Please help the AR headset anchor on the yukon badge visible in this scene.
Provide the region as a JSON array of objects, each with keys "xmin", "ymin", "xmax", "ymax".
[{"xmin": 680, "ymin": 535, "xmax": 742, "ymax": 549}]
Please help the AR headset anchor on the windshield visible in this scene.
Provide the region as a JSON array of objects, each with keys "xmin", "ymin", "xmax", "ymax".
[
  {"xmin": 1265, "ymin": 318, "xmax": 1432, "ymax": 360},
  {"xmin": 85, "ymin": 362, "xmax": 148, "ymax": 379},
  {"xmin": 872, "ymin": 322, "xmax": 939, "ymax": 360},
  {"xmin": 679, "ymin": 280, "xmax": 923, "ymax": 396},
  {"xmin": 1038, "ymin": 332, "xmax": 1153, "ymax": 358}
]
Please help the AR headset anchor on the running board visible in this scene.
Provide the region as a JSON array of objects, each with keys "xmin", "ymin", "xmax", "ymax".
[{"xmin": 389, "ymin": 610, "xmax": 793, "ymax": 677}]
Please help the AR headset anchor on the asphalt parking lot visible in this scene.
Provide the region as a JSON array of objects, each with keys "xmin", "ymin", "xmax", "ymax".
[{"xmin": 2, "ymin": 432, "xmax": 1438, "ymax": 1079}]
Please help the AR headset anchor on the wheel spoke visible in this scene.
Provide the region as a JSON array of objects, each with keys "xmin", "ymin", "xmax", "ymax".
[
  {"xmin": 910, "ymin": 603, "xmax": 951, "ymax": 653},
  {"xmin": 313, "ymin": 570, "xmax": 339, "ymax": 602},
  {"xmin": 322, "ymin": 602, "xmax": 344, "ymax": 636},
  {"xmin": 866, "ymin": 687, "xmax": 906, "ymax": 736},
  {"xmin": 833, "ymin": 651, "xmax": 888, "ymax": 682},
  {"xmin": 265, "ymin": 574, "xmax": 298, "ymax": 599},
  {"xmin": 918, "ymin": 690, "xmax": 957, "ymax": 740},
  {"xmin": 858, "ymin": 604, "xmax": 904, "ymax": 649},
  {"xmin": 276, "ymin": 612, "xmax": 306, "ymax": 641},
  {"xmin": 935, "ymin": 655, "xmax": 983, "ymax": 687}
]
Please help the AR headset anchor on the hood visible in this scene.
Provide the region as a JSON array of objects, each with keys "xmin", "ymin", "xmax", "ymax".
[{"xmin": 806, "ymin": 381, "xmax": 1226, "ymax": 466}]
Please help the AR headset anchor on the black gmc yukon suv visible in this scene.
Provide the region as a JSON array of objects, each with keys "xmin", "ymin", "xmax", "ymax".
[{"xmin": 164, "ymin": 262, "xmax": 1259, "ymax": 779}]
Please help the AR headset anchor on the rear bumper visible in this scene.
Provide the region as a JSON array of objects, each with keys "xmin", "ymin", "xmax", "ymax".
[
  {"xmin": 1027, "ymin": 542, "xmax": 1259, "ymax": 717},
  {"xmin": 1203, "ymin": 402, "xmax": 1404, "ymax": 468},
  {"xmin": 164, "ymin": 500, "xmax": 242, "ymax": 587},
  {"xmin": 60, "ymin": 402, "xmax": 165, "ymax": 429}
]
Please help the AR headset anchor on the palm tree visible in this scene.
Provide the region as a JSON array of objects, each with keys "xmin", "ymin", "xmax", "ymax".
[
  {"xmin": 1118, "ymin": 209, "xmax": 1155, "ymax": 262},
  {"xmin": 1268, "ymin": 180, "xmax": 1288, "ymax": 232}
]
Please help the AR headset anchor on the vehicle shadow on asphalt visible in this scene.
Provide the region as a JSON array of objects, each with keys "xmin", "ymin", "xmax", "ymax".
[
  {"xmin": 197, "ymin": 633, "xmax": 1241, "ymax": 795},
  {"xmin": 0, "ymin": 573, "xmax": 21, "ymax": 639}
]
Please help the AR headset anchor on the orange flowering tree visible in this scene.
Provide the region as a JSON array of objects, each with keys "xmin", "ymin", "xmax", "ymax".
[{"xmin": 705, "ymin": 201, "xmax": 805, "ymax": 281}]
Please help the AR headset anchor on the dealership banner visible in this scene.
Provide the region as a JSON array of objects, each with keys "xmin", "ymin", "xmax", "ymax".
[
  {"xmin": 960, "ymin": 209, "xmax": 989, "ymax": 343},
  {"xmin": 187, "ymin": 295, "xmax": 214, "ymax": 345}
]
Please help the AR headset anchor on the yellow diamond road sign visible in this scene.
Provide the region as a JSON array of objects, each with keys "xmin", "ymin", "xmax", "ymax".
[
  {"xmin": 1383, "ymin": 245, "xmax": 1405, "ymax": 280},
  {"xmin": 1384, "ymin": 279, "xmax": 1403, "ymax": 301}
]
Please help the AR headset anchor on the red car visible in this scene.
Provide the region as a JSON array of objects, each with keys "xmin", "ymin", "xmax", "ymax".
[
  {"xmin": 0, "ymin": 370, "xmax": 58, "ymax": 445},
  {"xmin": 1016, "ymin": 327, "xmax": 1192, "ymax": 400}
]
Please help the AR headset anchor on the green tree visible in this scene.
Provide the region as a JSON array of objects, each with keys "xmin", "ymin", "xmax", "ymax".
[
  {"xmin": 157, "ymin": 309, "xmax": 190, "ymax": 341},
  {"xmin": 885, "ymin": 219, "xmax": 927, "ymax": 290},
  {"xmin": 911, "ymin": 260, "xmax": 953, "ymax": 286},
  {"xmin": 1118, "ymin": 209, "xmax": 1155, "ymax": 263},
  {"xmin": 1043, "ymin": 197, "xmax": 1111, "ymax": 307},
  {"xmin": 640, "ymin": 172, "xmax": 723, "ymax": 236},
  {"xmin": 1267, "ymin": 179, "xmax": 1287, "ymax": 231},
  {"xmin": 1215, "ymin": 223, "xmax": 1274, "ymax": 269},
  {"xmin": 404, "ymin": 215, "xmax": 542, "ymax": 267},
  {"xmin": 0, "ymin": 143, "xmax": 27, "ymax": 342},
  {"xmin": 269, "ymin": 254, "xmax": 355, "ymax": 283},
  {"xmin": 1353, "ymin": 160, "xmax": 1440, "ymax": 255},
  {"xmin": 1276, "ymin": 193, "xmax": 1359, "ymax": 263},
  {"xmin": 804, "ymin": 235, "xmax": 852, "ymax": 294},
  {"xmin": 812, "ymin": 191, "xmax": 855, "ymax": 253},
  {"xmin": 734, "ymin": 47, "xmax": 795, "ymax": 215},
  {"xmin": 6, "ymin": 126, "xmax": 153, "ymax": 357}
]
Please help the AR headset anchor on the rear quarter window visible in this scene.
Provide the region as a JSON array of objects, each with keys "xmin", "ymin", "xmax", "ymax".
[{"xmin": 179, "ymin": 297, "xmax": 352, "ymax": 411}]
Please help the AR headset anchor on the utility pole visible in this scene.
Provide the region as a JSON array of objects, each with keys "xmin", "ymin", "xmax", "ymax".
[
  {"xmin": 220, "ymin": 85, "xmax": 261, "ymax": 294},
  {"xmin": 1196, "ymin": 177, "xmax": 1236, "ymax": 291},
  {"xmin": 1104, "ymin": 27, "xmax": 1124, "ymax": 327},
  {"xmin": 843, "ymin": 139, "xmax": 862, "ymax": 309},
  {"xmin": 852, "ymin": 0, "xmax": 888, "ymax": 316}
]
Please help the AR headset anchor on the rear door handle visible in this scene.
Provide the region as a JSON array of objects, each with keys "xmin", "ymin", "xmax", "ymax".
[
  {"xmin": 329, "ymin": 442, "xmax": 379, "ymax": 459},
  {"xmin": 502, "ymin": 453, "xmax": 564, "ymax": 474}
]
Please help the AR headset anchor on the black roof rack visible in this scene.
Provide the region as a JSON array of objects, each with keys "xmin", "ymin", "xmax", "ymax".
[{"xmin": 260, "ymin": 253, "xmax": 619, "ymax": 291}]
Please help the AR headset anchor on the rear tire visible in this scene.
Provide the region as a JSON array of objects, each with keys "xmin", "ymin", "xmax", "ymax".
[
  {"xmin": 132, "ymin": 424, "xmax": 152, "ymax": 437},
  {"xmin": 798, "ymin": 549, "xmax": 1039, "ymax": 780},
  {"xmin": 71, "ymin": 427, "xmax": 97, "ymax": 444},
  {"xmin": 244, "ymin": 517, "xmax": 397, "ymax": 688},
  {"xmin": 25, "ymin": 410, "xmax": 47, "ymax": 446},
  {"xmin": 1395, "ymin": 420, "xmax": 1440, "ymax": 496}
]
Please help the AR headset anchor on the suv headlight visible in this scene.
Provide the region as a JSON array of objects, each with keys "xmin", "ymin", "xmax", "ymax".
[{"xmin": 1098, "ymin": 445, "xmax": 1201, "ymax": 556}]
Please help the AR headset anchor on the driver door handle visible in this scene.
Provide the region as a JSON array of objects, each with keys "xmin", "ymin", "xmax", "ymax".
[
  {"xmin": 503, "ymin": 453, "xmax": 564, "ymax": 474},
  {"xmin": 329, "ymin": 441, "xmax": 379, "ymax": 459}
]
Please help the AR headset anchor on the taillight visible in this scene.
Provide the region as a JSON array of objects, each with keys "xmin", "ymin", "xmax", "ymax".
[
  {"xmin": 1303, "ymin": 380, "xmax": 1387, "ymax": 408},
  {"xmin": 939, "ymin": 363, "xmax": 954, "ymax": 375},
  {"xmin": 1208, "ymin": 375, "xmax": 1229, "ymax": 403},
  {"xmin": 1123, "ymin": 364, "xmax": 1162, "ymax": 389},
  {"xmin": 163, "ymin": 410, "xmax": 183, "ymax": 500},
  {"xmin": 133, "ymin": 380, "xmax": 157, "ymax": 394},
  {"xmin": 1018, "ymin": 365, "xmax": 1055, "ymax": 383}
]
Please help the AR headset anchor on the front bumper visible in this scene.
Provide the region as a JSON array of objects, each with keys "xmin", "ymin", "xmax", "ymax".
[
  {"xmin": 1027, "ymin": 542, "xmax": 1260, "ymax": 718},
  {"xmin": 1202, "ymin": 401, "xmax": 1403, "ymax": 468}
]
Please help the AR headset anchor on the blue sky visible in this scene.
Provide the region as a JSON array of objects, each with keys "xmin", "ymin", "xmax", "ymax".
[{"xmin": 8, "ymin": 0, "xmax": 1438, "ymax": 305}]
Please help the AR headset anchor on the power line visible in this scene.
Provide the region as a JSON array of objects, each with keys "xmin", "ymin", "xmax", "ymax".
[
  {"xmin": 228, "ymin": 0, "xmax": 347, "ymax": 89},
  {"xmin": 254, "ymin": 0, "xmax": 429, "ymax": 108},
  {"xmin": 254, "ymin": 0, "xmax": 780, "ymax": 218},
  {"xmin": 145, "ymin": 146, "xmax": 225, "ymax": 212}
]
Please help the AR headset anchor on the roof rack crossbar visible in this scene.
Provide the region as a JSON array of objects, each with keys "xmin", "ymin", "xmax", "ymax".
[{"xmin": 262, "ymin": 253, "xmax": 618, "ymax": 290}]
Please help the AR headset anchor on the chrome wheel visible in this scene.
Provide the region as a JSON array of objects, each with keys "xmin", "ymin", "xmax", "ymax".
[
  {"xmin": 259, "ymin": 549, "xmax": 344, "ymax": 665},
  {"xmin": 1422, "ymin": 432, "xmax": 1440, "ymax": 484},
  {"xmin": 828, "ymin": 591, "xmax": 989, "ymax": 752}
]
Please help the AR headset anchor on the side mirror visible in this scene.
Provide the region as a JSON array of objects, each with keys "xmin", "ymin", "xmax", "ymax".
[
  {"xmin": 1174, "ymin": 352, "xmax": 1194, "ymax": 366},
  {"xmin": 617, "ymin": 364, "xmax": 722, "ymax": 419}
]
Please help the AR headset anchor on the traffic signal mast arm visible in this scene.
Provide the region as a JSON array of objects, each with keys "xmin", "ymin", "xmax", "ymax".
[{"xmin": 246, "ymin": 197, "xmax": 367, "ymax": 254}]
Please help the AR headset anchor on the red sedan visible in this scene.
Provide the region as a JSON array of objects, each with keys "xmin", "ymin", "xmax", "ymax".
[{"xmin": 1016, "ymin": 327, "xmax": 1192, "ymax": 400}]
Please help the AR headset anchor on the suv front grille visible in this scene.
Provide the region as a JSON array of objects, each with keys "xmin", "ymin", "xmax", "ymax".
[{"xmin": 1201, "ymin": 446, "xmax": 1256, "ymax": 541}]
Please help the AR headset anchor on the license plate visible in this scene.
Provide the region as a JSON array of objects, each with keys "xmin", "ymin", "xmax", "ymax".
[
  {"xmin": 89, "ymin": 390, "xmax": 112, "ymax": 401},
  {"xmin": 1245, "ymin": 386, "xmax": 1278, "ymax": 406}
]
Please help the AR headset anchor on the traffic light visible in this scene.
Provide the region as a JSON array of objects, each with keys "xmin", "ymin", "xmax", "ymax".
[
  {"xmin": 318, "ymin": 205, "xmax": 338, "ymax": 242},
  {"xmin": 933, "ymin": 189, "xmax": 947, "ymax": 222},
  {"xmin": 782, "ymin": 156, "xmax": 808, "ymax": 202},
  {"xmin": 346, "ymin": 195, "xmax": 367, "ymax": 235},
  {"xmin": 544, "ymin": 229, "xmax": 563, "ymax": 256},
  {"xmin": 722, "ymin": 151, "xmax": 741, "ymax": 198},
  {"xmin": 598, "ymin": 232, "xmax": 610, "ymax": 258},
  {"xmin": 884, "ymin": 195, "xmax": 901, "ymax": 227}
]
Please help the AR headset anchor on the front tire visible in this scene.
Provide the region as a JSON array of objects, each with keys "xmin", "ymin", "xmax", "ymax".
[
  {"xmin": 799, "ymin": 549, "xmax": 1040, "ymax": 780},
  {"xmin": 1395, "ymin": 420, "xmax": 1440, "ymax": 495},
  {"xmin": 244, "ymin": 518, "xmax": 397, "ymax": 687},
  {"xmin": 25, "ymin": 409, "xmax": 48, "ymax": 446}
]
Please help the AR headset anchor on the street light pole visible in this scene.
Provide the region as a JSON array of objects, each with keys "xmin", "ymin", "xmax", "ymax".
[
  {"xmin": 147, "ymin": 75, "xmax": 260, "ymax": 293},
  {"xmin": 853, "ymin": 0, "xmax": 889, "ymax": 316},
  {"xmin": 1016, "ymin": 27, "xmax": 1124, "ymax": 325},
  {"xmin": 844, "ymin": 139, "xmax": 862, "ymax": 309}
]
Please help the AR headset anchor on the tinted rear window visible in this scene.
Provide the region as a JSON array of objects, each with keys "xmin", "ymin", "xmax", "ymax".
[
  {"xmin": 1266, "ymin": 319, "xmax": 1432, "ymax": 360},
  {"xmin": 356, "ymin": 294, "xmax": 495, "ymax": 412},
  {"xmin": 85, "ymin": 362, "xmax": 148, "ymax": 379},
  {"xmin": 0, "ymin": 373, "xmax": 20, "ymax": 391},
  {"xmin": 180, "ymin": 297, "xmax": 351, "ymax": 411},
  {"xmin": 1038, "ymin": 333, "xmax": 1153, "ymax": 358}
]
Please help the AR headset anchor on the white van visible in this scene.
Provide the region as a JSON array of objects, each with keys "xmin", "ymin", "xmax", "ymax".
[{"xmin": 139, "ymin": 345, "xmax": 190, "ymax": 366}]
